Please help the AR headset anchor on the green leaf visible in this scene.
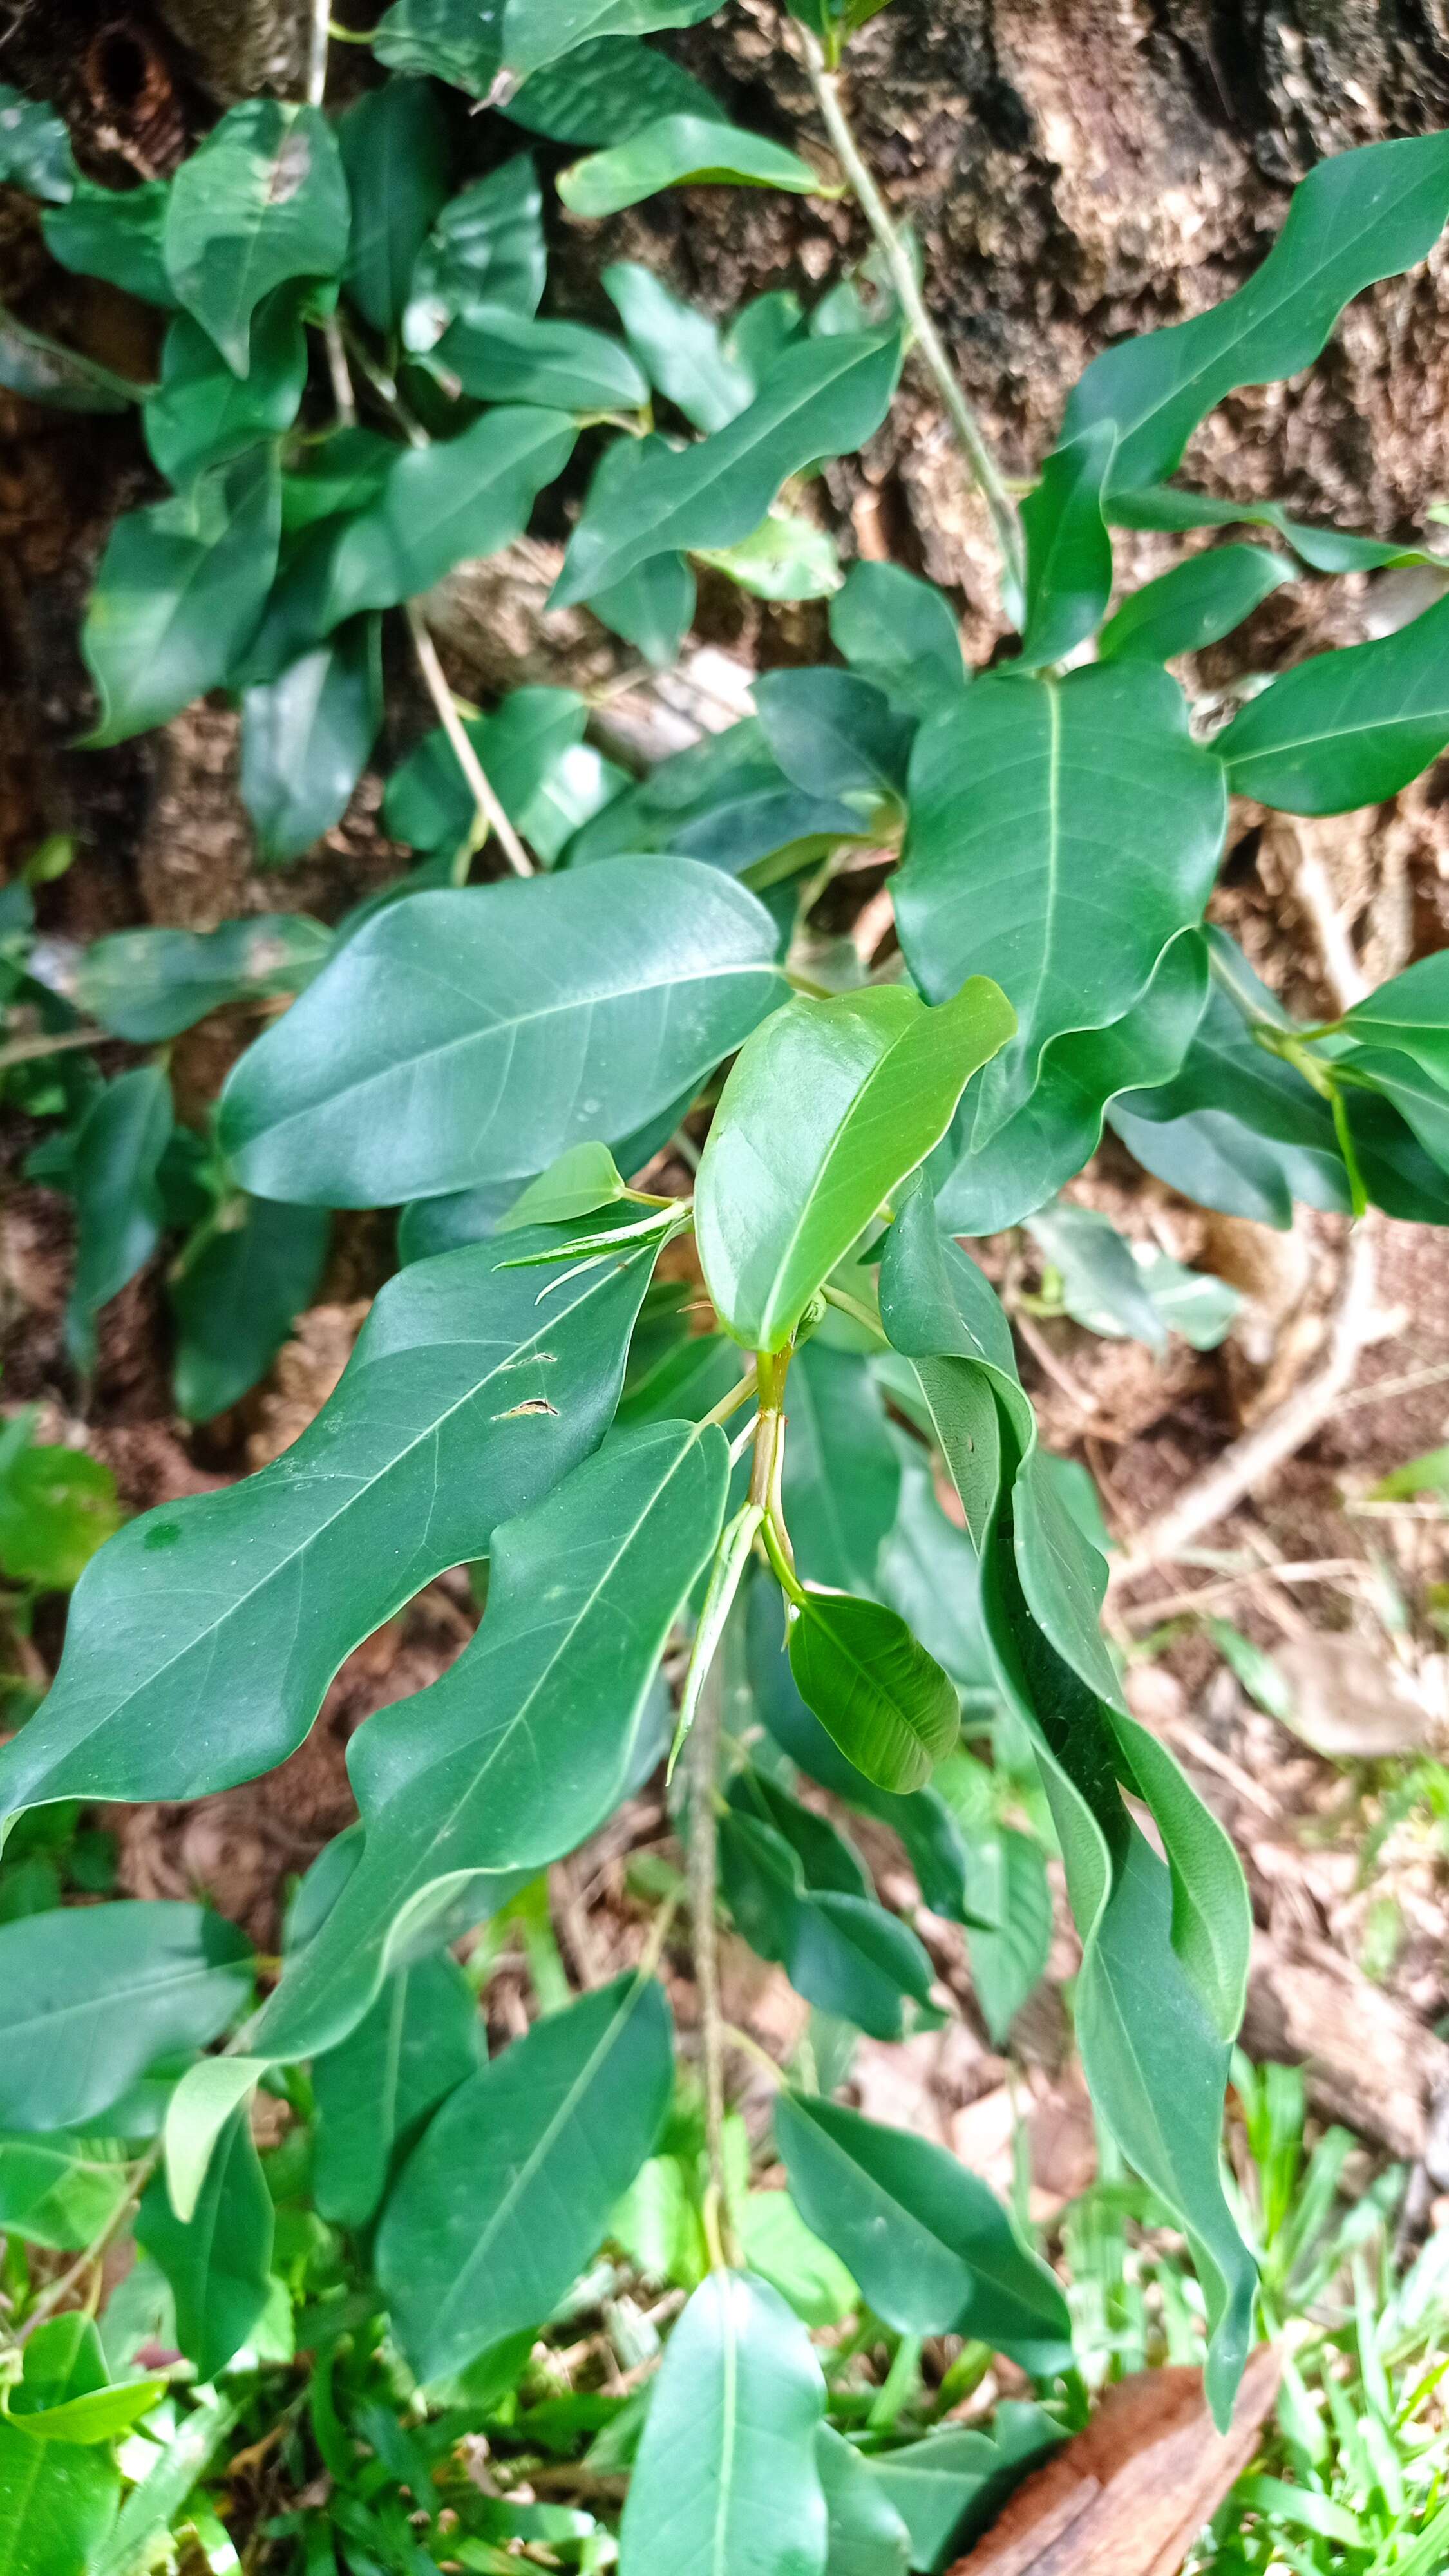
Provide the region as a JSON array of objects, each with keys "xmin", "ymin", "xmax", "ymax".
[
  {"xmin": 402, "ymin": 156, "xmax": 545, "ymax": 353},
  {"xmin": 696, "ymin": 508, "xmax": 841, "ymax": 603},
  {"xmin": 1343, "ymin": 948, "xmax": 1449, "ymax": 1085},
  {"xmin": 868, "ymin": 2409, "xmax": 1061, "ymax": 2574},
  {"xmin": 829, "ymin": 560, "xmax": 966, "ymax": 718},
  {"xmin": 1338, "ymin": 1042, "xmax": 1449, "ymax": 1176},
  {"xmin": 559, "ymin": 114, "xmax": 829, "ymax": 218},
  {"xmin": 0, "ymin": 1231, "xmax": 660, "ymax": 1830},
  {"xmin": 0, "ymin": 2324, "xmax": 120, "ymax": 2571},
  {"xmin": 719, "ymin": 1806, "xmax": 934, "ymax": 2040},
  {"xmin": 240, "ymin": 619, "xmax": 382, "ymax": 864},
  {"xmin": 70, "ymin": 914, "xmax": 330, "ymax": 1042},
  {"xmin": 171, "ymin": 1195, "xmax": 330, "ymax": 1421},
  {"xmin": 1131, "ymin": 1247, "xmax": 1242, "ymax": 1350},
  {"xmin": 0, "ymin": 308, "xmax": 140, "ymax": 413},
  {"xmin": 256, "ymin": 1420, "xmax": 726, "ymax": 2061},
  {"xmin": 618, "ymin": 2269, "xmax": 828, "ymax": 2576},
  {"xmin": 81, "ymin": 445, "xmax": 281, "ymax": 745},
  {"xmin": 589, "ymin": 536, "xmax": 697, "ymax": 665},
  {"xmin": 741, "ymin": 2191, "xmax": 856, "ymax": 2328},
  {"xmin": 498, "ymin": 1142, "xmax": 629, "ymax": 1233},
  {"xmin": 163, "ymin": 100, "xmax": 350, "ymax": 375},
  {"xmin": 0, "ymin": 2136, "xmax": 130, "ymax": 2252},
  {"xmin": 783, "ymin": 1342, "xmax": 901, "ymax": 1597},
  {"xmin": 566, "ymin": 715, "xmax": 858, "ymax": 876},
  {"xmin": 0, "ymin": 1429, "xmax": 120, "ymax": 1591},
  {"xmin": 313, "ymin": 1953, "xmax": 480, "ymax": 2226},
  {"xmin": 436, "ymin": 307, "xmax": 649, "ymax": 411},
  {"xmin": 895, "ymin": 661, "xmax": 1226, "ymax": 1135},
  {"xmin": 221, "ymin": 859, "xmax": 784, "ymax": 1206},
  {"xmin": 137, "ymin": 2106, "xmax": 273, "ymax": 2380},
  {"xmin": 1016, "ymin": 421, "xmax": 1115, "ymax": 670},
  {"xmin": 788, "ymin": 1592, "xmax": 959, "ymax": 1796},
  {"xmin": 502, "ymin": 0, "xmax": 723, "ymax": 76},
  {"xmin": 144, "ymin": 294, "xmax": 307, "ymax": 486},
  {"xmin": 1372, "ymin": 1443, "xmax": 1449, "ymax": 1501},
  {"xmin": 43, "ymin": 176, "xmax": 175, "ymax": 306},
  {"xmin": 64, "ymin": 1065, "xmax": 172, "ymax": 1371},
  {"xmin": 384, "ymin": 683, "xmax": 589, "ymax": 855},
  {"xmin": 339, "ymin": 78, "xmax": 450, "ymax": 335},
  {"xmin": 377, "ymin": 1973, "xmax": 674, "ymax": 2382},
  {"xmin": 817, "ymin": 2425, "xmax": 909, "ymax": 2576},
  {"xmin": 1216, "ymin": 587, "xmax": 1449, "ymax": 813},
  {"xmin": 162, "ymin": 2058, "xmax": 267, "ymax": 2225},
  {"xmin": 0, "ymin": 88, "xmax": 76, "ymax": 202},
  {"xmin": 1097, "ymin": 544, "xmax": 1293, "ymax": 662},
  {"xmin": 775, "ymin": 2093, "xmax": 1072, "ymax": 2371},
  {"xmin": 1059, "ymin": 130, "xmax": 1449, "ymax": 493},
  {"xmin": 504, "ymin": 37, "xmax": 720, "ymax": 144},
  {"xmin": 374, "ymin": 0, "xmax": 502, "ymax": 90},
  {"xmin": 959, "ymin": 1824, "xmax": 1052, "ymax": 2043},
  {"xmin": 603, "ymin": 261, "xmax": 752, "ymax": 430},
  {"xmin": 552, "ymin": 330, "xmax": 900, "ymax": 607},
  {"xmin": 1024, "ymin": 1201, "xmax": 1167, "ymax": 1352},
  {"xmin": 0, "ymin": 1901, "xmax": 252, "ymax": 2130},
  {"xmin": 753, "ymin": 668, "xmax": 913, "ymax": 809},
  {"xmin": 696, "ymin": 979, "xmax": 1013, "ymax": 1351}
]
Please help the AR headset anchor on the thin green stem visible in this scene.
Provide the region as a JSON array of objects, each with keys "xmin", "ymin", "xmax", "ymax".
[
  {"xmin": 720, "ymin": 2021, "xmax": 784, "ymax": 2085},
  {"xmin": 797, "ymin": 27, "xmax": 1025, "ymax": 621},
  {"xmin": 867, "ymin": 2332, "xmax": 923, "ymax": 2430},
  {"xmin": 0, "ymin": 1024, "xmax": 104, "ymax": 1074},
  {"xmin": 687, "ymin": 1654, "xmax": 740, "ymax": 2271},
  {"xmin": 15, "ymin": 2141, "xmax": 162, "ymax": 2343},
  {"xmin": 698, "ymin": 1363, "xmax": 759, "ymax": 1434},
  {"xmin": 405, "ymin": 605, "xmax": 533, "ymax": 878}
]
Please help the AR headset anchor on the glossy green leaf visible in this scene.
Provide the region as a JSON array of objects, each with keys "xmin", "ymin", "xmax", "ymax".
[
  {"xmin": 1016, "ymin": 421, "xmax": 1115, "ymax": 669},
  {"xmin": 8, "ymin": 2316, "xmax": 158, "ymax": 2452},
  {"xmin": 505, "ymin": 36, "xmax": 719, "ymax": 142},
  {"xmin": 498, "ymin": 1143, "xmax": 629, "ymax": 1233},
  {"xmin": 0, "ymin": 87, "xmax": 75, "ymax": 202},
  {"xmin": 0, "ymin": 1231, "xmax": 660, "ymax": 1830},
  {"xmin": 64, "ymin": 1065, "xmax": 172, "ymax": 1371},
  {"xmin": 829, "ymin": 560, "xmax": 966, "ymax": 717},
  {"xmin": 589, "ymin": 530, "xmax": 698, "ymax": 665},
  {"xmin": 377, "ymin": 1973, "xmax": 674, "ymax": 2382},
  {"xmin": 817, "ymin": 2426, "xmax": 909, "ymax": 2576},
  {"xmin": 618, "ymin": 2268, "xmax": 828, "ymax": 2576},
  {"xmin": 163, "ymin": 100, "xmax": 349, "ymax": 375},
  {"xmin": 567, "ymin": 715, "xmax": 858, "ymax": 876},
  {"xmin": 1025, "ymin": 1201, "xmax": 1167, "ymax": 1352},
  {"xmin": 775, "ymin": 2093, "xmax": 1072, "ymax": 2370},
  {"xmin": 171, "ymin": 1195, "xmax": 330, "ymax": 1420},
  {"xmin": 0, "ymin": 2326, "xmax": 119, "ymax": 2572},
  {"xmin": 868, "ymin": 2409, "xmax": 1061, "ymax": 2574},
  {"xmin": 0, "ymin": 2136, "xmax": 129, "ymax": 2252},
  {"xmin": 696, "ymin": 979, "xmax": 1013, "ymax": 1351},
  {"xmin": 788, "ymin": 1591, "xmax": 958, "ymax": 1796},
  {"xmin": 162, "ymin": 2058, "xmax": 267, "ymax": 2225},
  {"xmin": 1217, "ymin": 587, "xmax": 1449, "ymax": 813},
  {"xmin": 436, "ymin": 306, "xmax": 649, "ymax": 410},
  {"xmin": 240, "ymin": 618, "xmax": 382, "ymax": 864},
  {"xmin": 719, "ymin": 1806, "xmax": 933, "ymax": 2039},
  {"xmin": 402, "ymin": 156, "xmax": 545, "ymax": 352},
  {"xmin": 782, "ymin": 1341, "xmax": 900, "ymax": 1597},
  {"xmin": 553, "ymin": 331, "xmax": 900, "ymax": 607},
  {"xmin": 222, "ymin": 859, "xmax": 784, "ymax": 1206},
  {"xmin": 1097, "ymin": 544, "xmax": 1293, "ymax": 663},
  {"xmin": 313, "ymin": 1954, "xmax": 480, "ymax": 2226},
  {"xmin": 0, "ymin": 1421, "xmax": 120, "ymax": 1591},
  {"xmin": 0, "ymin": 308, "xmax": 140, "ymax": 413},
  {"xmin": 81, "ymin": 446, "xmax": 281, "ymax": 744},
  {"xmin": 753, "ymin": 668, "xmax": 913, "ymax": 809},
  {"xmin": 959, "ymin": 1823, "xmax": 1052, "ymax": 2043},
  {"xmin": 1059, "ymin": 130, "xmax": 1449, "ymax": 493},
  {"xmin": 931, "ymin": 929, "xmax": 1209, "ymax": 1234},
  {"xmin": 339, "ymin": 78, "xmax": 450, "ymax": 334},
  {"xmin": 1339, "ymin": 1043, "xmax": 1449, "ymax": 1175},
  {"xmin": 697, "ymin": 509, "xmax": 842, "ymax": 601},
  {"xmin": 560, "ymin": 114, "xmax": 829, "ymax": 218},
  {"xmin": 43, "ymin": 176, "xmax": 175, "ymax": 306},
  {"xmin": 603, "ymin": 261, "xmax": 752, "ymax": 430},
  {"xmin": 384, "ymin": 683, "xmax": 588, "ymax": 855},
  {"xmin": 70, "ymin": 915, "xmax": 330, "ymax": 1043},
  {"xmin": 504, "ymin": 0, "xmax": 722, "ymax": 75},
  {"xmin": 1342, "ymin": 948, "xmax": 1449, "ymax": 1084},
  {"xmin": 1109, "ymin": 480, "xmax": 1441, "ymax": 571},
  {"xmin": 256, "ymin": 1419, "xmax": 726, "ymax": 2061},
  {"xmin": 144, "ymin": 294, "xmax": 307, "ymax": 486},
  {"xmin": 0, "ymin": 1901, "xmax": 252, "ymax": 2130},
  {"xmin": 137, "ymin": 2107, "xmax": 273, "ymax": 2379},
  {"xmin": 895, "ymin": 661, "xmax": 1226, "ymax": 1134},
  {"xmin": 374, "ymin": 0, "xmax": 502, "ymax": 90}
]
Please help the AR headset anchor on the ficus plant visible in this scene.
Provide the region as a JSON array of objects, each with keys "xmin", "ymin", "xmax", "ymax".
[{"xmin": 3, "ymin": 0, "xmax": 1449, "ymax": 2564}]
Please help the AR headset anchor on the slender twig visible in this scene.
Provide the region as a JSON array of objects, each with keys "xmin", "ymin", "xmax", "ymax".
[
  {"xmin": 795, "ymin": 26, "xmax": 1026, "ymax": 619},
  {"xmin": 16, "ymin": 2142, "xmax": 162, "ymax": 2342},
  {"xmin": 687, "ymin": 1653, "xmax": 739, "ymax": 2270},
  {"xmin": 307, "ymin": 0, "xmax": 331, "ymax": 105},
  {"xmin": 699, "ymin": 1362, "xmax": 759, "ymax": 1433},
  {"xmin": 0, "ymin": 1023, "xmax": 106, "ymax": 1074},
  {"xmin": 404, "ymin": 605, "xmax": 533, "ymax": 877}
]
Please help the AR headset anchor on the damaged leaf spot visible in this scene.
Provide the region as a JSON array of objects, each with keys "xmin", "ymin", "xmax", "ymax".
[{"xmin": 492, "ymin": 1398, "xmax": 560, "ymax": 1420}]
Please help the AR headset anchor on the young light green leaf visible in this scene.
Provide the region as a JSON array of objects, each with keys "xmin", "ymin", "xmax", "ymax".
[
  {"xmin": 339, "ymin": 78, "xmax": 450, "ymax": 335},
  {"xmin": 775, "ymin": 2092, "xmax": 1072, "ymax": 2371},
  {"xmin": 1342, "ymin": 948, "xmax": 1449, "ymax": 1085},
  {"xmin": 171, "ymin": 1196, "xmax": 329, "ymax": 1420},
  {"xmin": 0, "ymin": 2325, "xmax": 120, "ymax": 2570},
  {"xmin": 1025, "ymin": 1200, "xmax": 1168, "ymax": 1352},
  {"xmin": 312, "ymin": 1953, "xmax": 480, "ymax": 2226},
  {"xmin": 829, "ymin": 560, "xmax": 966, "ymax": 717},
  {"xmin": 503, "ymin": 0, "xmax": 722, "ymax": 76},
  {"xmin": 163, "ymin": 100, "xmax": 349, "ymax": 375},
  {"xmin": 256, "ymin": 1420, "xmax": 726, "ymax": 2061},
  {"xmin": 1216, "ymin": 587, "xmax": 1449, "ymax": 813},
  {"xmin": 144, "ymin": 296, "xmax": 306, "ymax": 486},
  {"xmin": 1339, "ymin": 1043, "xmax": 1449, "ymax": 1177},
  {"xmin": 221, "ymin": 860, "xmax": 784, "ymax": 1206},
  {"xmin": 696, "ymin": 978, "xmax": 1014, "ymax": 1351},
  {"xmin": 402, "ymin": 155, "xmax": 545, "ymax": 352},
  {"xmin": 137, "ymin": 2107, "xmax": 273, "ymax": 2380},
  {"xmin": 68, "ymin": 914, "xmax": 330, "ymax": 1042},
  {"xmin": 1015, "ymin": 421, "xmax": 1115, "ymax": 670},
  {"xmin": 377, "ymin": 1973, "xmax": 674, "ymax": 2382},
  {"xmin": 0, "ymin": 1901, "xmax": 252, "ymax": 2131},
  {"xmin": 697, "ymin": 509, "xmax": 842, "ymax": 601},
  {"xmin": 0, "ymin": 1231, "xmax": 661, "ymax": 1832},
  {"xmin": 240, "ymin": 618, "xmax": 382, "ymax": 863},
  {"xmin": 81, "ymin": 446, "xmax": 281, "ymax": 744},
  {"xmin": 0, "ymin": 87, "xmax": 77, "ymax": 202},
  {"xmin": 741, "ymin": 2190, "xmax": 856, "ymax": 2329},
  {"xmin": 43, "ymin": 176, "xmax": 175, "ymax": 306},
  {"xmin": 1059, "ymin": 130, "xmax": 1449, "ymax": 493},
  {"xmin": 1097, "ymin": 544, "xmax": 1293, "ymax": 663},
  {"xmin": 603, "ymin": 261, "xmax": 753, "ymax": 430},
  {"xmin": 788, "ymin": 1591, "xmax": 959, "ymax": 1795},
  {"xmin": 0, "ymin": 1429, "xmax": 120, "ymax": 1595},
  {"xmin": 895, "ymin": 661, "xmax": 1226, "ymax": 1134},
  {"xmin": 64, "ymin": 1065, "xmax": 172, "ymax": 1371},
  {"xmin": 498, "ymin": 1143, "xmax": 630, "ymax": 1233},
  {"xmin": 559, "ymin": 115, "xmax": 830, "ymax": 218},
  {"xmin": 0, "ymin": 2137, "xmax": 130, "ymax": 2253},
  {"xmin": 163, "ymin": 2058, "xmax": 267, "ymax": 2226},
  {"xmin": 618, "ymin": 2269, "xmax": 828, "ymax": 2576},
  {"xmin": 435, "ymin": 307, "xmax": 649, "ymax": 411},
  {"xmin": 816, "ymin": 2425, "xmax": 910, "ymax": 2576},
  {"xmin": 553, "ymin": 330, "xmax": 901, "ymax": 606}
]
